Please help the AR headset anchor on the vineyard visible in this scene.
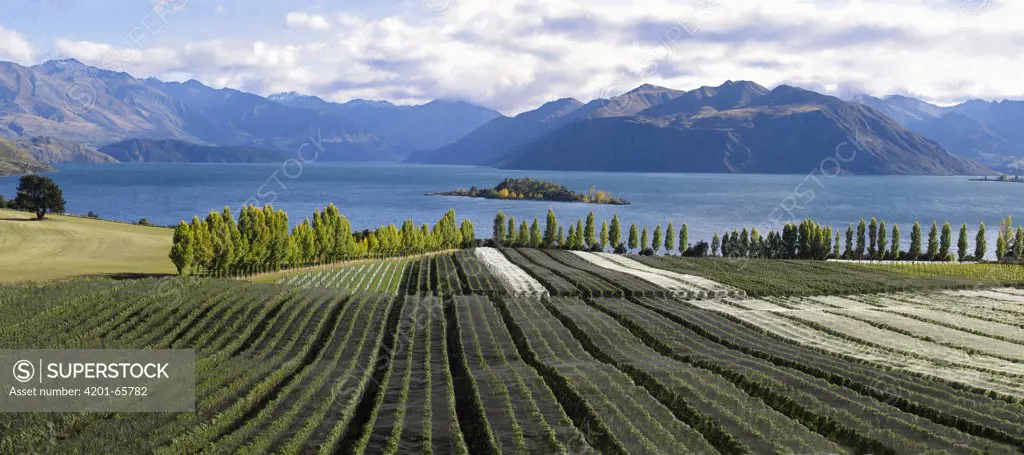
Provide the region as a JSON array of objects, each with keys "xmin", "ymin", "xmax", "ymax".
[{"xmin": 2, "ymin": 248, "xmax": 1024, "ymax": 454}]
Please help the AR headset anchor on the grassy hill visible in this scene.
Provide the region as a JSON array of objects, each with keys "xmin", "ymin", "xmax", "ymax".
[
  {"xmin": 0, "ymin": 208, "xmax": 174, "ymax": 281},
  {"xmin": 0, "ymin": 136, "xmax": 53, "ymax": 177}
]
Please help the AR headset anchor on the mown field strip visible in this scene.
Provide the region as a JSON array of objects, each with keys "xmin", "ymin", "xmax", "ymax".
[
  {"xmin": 474, "ymin": 247, "xmax": 549, "ymax": 298},
  {"xmin": 595, "ymin": 253, "xmax": 745, "ymax": 298},
  {"xmin": 515, "ymin": 248, "xmax": 619, "ymax": 297},
  {"xmin": 544, "ymin": 250, "xmax": 667, "ymax": 297},
  {"xmin": 455, "ymin": 295, "xmax": 590, "ymax": 453},
  {"xmin": 599, "ymin": 298, "xmax": 1023, "ymax": 454},
  {"xmin": 686, "ymin": 299, "xmax": 1024, "ymax": 398},
  {"xmin": 570, "ymin": 251, "xmax": 705, "ymax": 298},
  {"xmin": 499, "ymin": 297, "xmax": 717, "ymax": 454},
  {"xmin": 550, "ymin": 297, "xmax": 847, "ymax": 455}
]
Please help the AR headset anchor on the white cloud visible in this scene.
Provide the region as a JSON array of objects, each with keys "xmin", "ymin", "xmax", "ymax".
[
  {"xmin": 285, "ymin": 11, "xmax": 332, "ymax": 31},
  {"xmin": 0, "ymin": 26, "xmax": 35, "ymax": 65},
  {"xmin": 47, "ymin": 0, "xmax": 1024, "ymax": 113}
]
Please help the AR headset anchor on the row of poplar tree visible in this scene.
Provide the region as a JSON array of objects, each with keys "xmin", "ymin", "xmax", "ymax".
[
  {"xmin": 169, "ymin": 204, "xmax": 475, "ymax": 275},
  {"xmin": 493, "ymin": 210, "xmax": 1021, "ymax": 262}
]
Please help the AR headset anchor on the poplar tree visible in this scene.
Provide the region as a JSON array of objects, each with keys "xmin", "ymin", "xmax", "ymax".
[
  {"xmin": 652, "ymin": 225, "xmax": 663, "ymax": 253},
  {"xmin": 518, "ymin": 221, "xmax": 530, "ymax": 248},
  {"xmin": 641, "ymin": 226, "xmax": 650, "ymax": 251},
  {"xmin": 169, "ymin": 221, "xmax": 195, "ymax": 275},
  {"xmin": 890, "ymin": 224, "xmax": 901, "ymax": 260},
  {"xmin": 877, "ymin": 221, "xmax": 887, "ymax": 260},
  {"xmin": 855, "ymin": 219, "xmax": 867, "ymax": 259},
  {"xmin": 958, "ymin": 223, "xmax": 969, "ymax": 261},
  {"xmin": 844, "ymin": 225, "xmax": 854, "ymax": 259},
  {"xmin": 996, "ymin": 235, "xmax": 1007, "ymax": 261},
  {"xmin": 1015, "ymin": 227, "xmax": 1024, "ymax": 260},
  {"xmin": 506, "ymin": 216, "xmax": 517, "ymax": 246},
  {"xmin": 665, "ymin": 222, "xmax": 675, "ymax": 254},
  {"xmin": 939, "ymin": 222, "xmax": 952, "ymax": 261},
  {"xmin": 461, "ymin": 219, "xmax": 476, "ymax": 248},
  {"xmin": 557, "ymin": 226, "xmax": 565, "ymax": 248},
  {"xmin": 975, "ymin": 223, "xmax": 987, "ymax": 261},
  {"xmin": 584, "ymin": 212, "xmax": 596, "ymax": 249},
  {"xmin": 567, "ymin": 224, "xmax": 577, "ymax": 250},
  {"xmin": 927, "ymin": 221, "xmax": 939, "ymax": 260},
  {"xmin": 575, "ymin": 219, "xmax": 585, "ymax": 250},
  {"xmin": 530, "ymin": 218, "xmax": 542, "ymax": 248},
  {"xmin": 600, "ymin": 221, "xmax": 609, "ymax": 251},
  {"xmin": 680, "ymin": 224, "xmax": 689, "ymax": 255},
  {"xmin": 711, "ymin": 234, "xmax": 721, "ymax": 256},
  {"xmin": 494, "ymin": 211, "xmax": 506, "ymax": 245},
  {"xmin": 910, "ymin": 221, "xmax": 922, "ymax": 260},
  {"xmin": 610, "ymin": 215, "xmax": 622, "ymax": 249},
  {"xmin": 868, "ymin": 218, "xmax": 878, "ymax": 259},
  {"xmin": 628, "ymin": 224, "xmax": 639, "ymax": 253},
  {"xmin": 544, "ymin": 209, "xmax": 558, "ymax": 247}
]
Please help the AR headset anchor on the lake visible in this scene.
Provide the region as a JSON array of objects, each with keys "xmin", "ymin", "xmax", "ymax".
[{"xmin": 1, "ymin": 163, "xmax": 1019, "ymax": 256}]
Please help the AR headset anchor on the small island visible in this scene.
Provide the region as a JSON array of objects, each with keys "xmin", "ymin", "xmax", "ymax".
[{"xmin": 431, "ymin": 177, "xmax": 630, "ymax": 205}]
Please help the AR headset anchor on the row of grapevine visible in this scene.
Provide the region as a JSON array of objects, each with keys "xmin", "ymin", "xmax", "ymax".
[
  {"xmin": 514, "ymin": 248, "xmax": 621, "ymax": 297},
  {"xmin": 279, "ymin": 259, "xmax": 409, "ymax": 294},
  {"xmin": 497, "ymin": 296, "xmax": 718, "ymax": 454},
  {"xmin": 544, "ymin": 250, "xmax": 667, "ymax": 297},
  {"xmin": 433, "ymin": 254, "xmax": 463, "ymax": 296},
  {"xmin": 452, "ymin": 251, "xmax": 505, "ymax": 295},
  {"xmin": 605, "ymin": 297, "xmax": 1024, "ymax": 453},
  {"xmin": 547, "ymin": 297, "xmax": 846, "ymax": 454},
  {"xmin": 473, "ymin": 248, "xmax": 548, "ymax": 298},
  {"xmin": 351, "ymin": 296, "xmax": 468, "ymax": 454},
  {"xmin": 500, "ymin": 248, "xmax": 580, "ymax": 296},
  {"xmin": 452, "ymin": 295, "xmax": 589, "ymax": 453}
]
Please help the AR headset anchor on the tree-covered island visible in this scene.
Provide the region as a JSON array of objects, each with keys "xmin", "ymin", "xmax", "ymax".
[{"xmin": 430, "ymin": 177, "xmax": 629, "ymax": 205}]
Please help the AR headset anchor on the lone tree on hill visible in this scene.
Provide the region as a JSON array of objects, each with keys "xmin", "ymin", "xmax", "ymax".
[{"xmin": 13, "ymin": 175, "xmax": 65, "ymax": 220}]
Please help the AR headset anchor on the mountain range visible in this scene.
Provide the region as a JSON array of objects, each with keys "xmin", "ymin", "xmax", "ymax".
[
  {"xmin": 850, "ymin": 94, "xmax": 1024, "ymax": 171},
  {"xmin": 0, "ymin": 58, "xmax": 1017, "ymax": 176}
]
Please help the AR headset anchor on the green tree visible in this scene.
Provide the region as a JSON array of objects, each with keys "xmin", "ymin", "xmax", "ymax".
[
  {"xmin": 855, "ymin": 219, "xmax": 866, "ymax": 259},
  {"xmin": 493, "ymin": 211, "xmax": 506, "ymax": 245},
  {"xmin": 13, "ymin": 175, "xmax": 65, "ymax": 220},
  {"xmin": 530, "ymin": 218, "xmax": 542, "ymax": 247},
  {"xmin": 566, "ymin": 224, "xmax": 577, "ymax": 250},
  {"xmin": 877, "ymin": 221, "xmax": 887, "ymax": 260},
  {"xmin": 975, "ymin": 223, "xmax": 987, "ymax": 261},
  {"xmin": 996, "ymin": 235, "xmax": 1007, "ymax": 261},
  {"xmin": 927, "ymin": 221, "xmax": 939, "ymax": 260},
  {"xmin": 833, "ymin": 231, "xmax": 841, "ymax": 259},
  {"xmin": 711, "ymin": 233, "xmax": 721, "ymax": 256},
  {"xmin": 1015, "ymin": 227, "xmax": 1024, "ymax": 260},
  {"xmin": 628, "ymin": 224, "xmax": 639, "ymax": 253},
  {"xmin": 868, "ymin": 218, "xmax": 878, "ymax": 258},
  {"xmin": 679, "ymin": 224, "xmax": 689, "ymax": 255},
  {"xmin": 544, "ymin": 209, "xmax": 558, "ymax": 247},
  {"xmin": 641, "ymin": 226, "xmax": 650, "ymax": 251},
  {"xmin": 652, "ymin": 225, "xmax": 662, "ymax": 253},
  {"xmin": 461, "ymin": 219, "xmax": 476, "ymax": 248},
  {"xmin": 557, "ymin": 226, "xmax": 565, "ymax": 248},
  {"xmin": 610, "ymin": 215, "xmax": 622, "ymax": 249},
  {"xmin": 665, "ymin": 222, "xmax": 675, "ymax": 254},
  {"xmin": 584, "ymin": 212, "xmax": 596, "ymax": 249},
  {"xmin": 939, "ymin": 222, "xmax": 952, "ymax": 261},
  {"xmin": 910, "ymin": 221, "xmax": 922, "ymax": 260},
  {"xmin": 957, "ymin": 223, "xmax": 969, "ymax": 262},
  {"xmin": 844, "ymin": 225, "xmax": 854, "ymax": 259},
  {"xmin": 890, "ymin": 224, "xmax": 901, "ymax": 260},
  {"xmin": 190, "ymin": 216, "xmax": 214, "ymax": 273},
  {"xmin": 599, "ymin": 221, "xmax": 609, "ymax": 251},
  {"xmin": 169, "ymin": 221, "xmax": 195, "ymax": 275},
  {"xmin": 506, "ymin": 216, "xmax": 517, "ymax": 246}
]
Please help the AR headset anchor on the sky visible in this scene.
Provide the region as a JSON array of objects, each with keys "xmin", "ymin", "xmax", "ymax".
[{"xmin": 0, "ymin": 0, "xmax": 1020, "ymax": 114}]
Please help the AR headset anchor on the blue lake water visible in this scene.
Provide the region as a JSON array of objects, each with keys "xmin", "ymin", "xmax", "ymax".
[{"xmin": 1, "ymin": 163, "xmax": 1019, "ymax": 255}]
